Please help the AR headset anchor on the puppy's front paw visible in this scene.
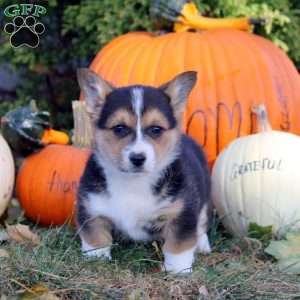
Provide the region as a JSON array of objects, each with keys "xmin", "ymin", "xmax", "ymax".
[
  {"xmin": 83, "ymin": 246, "xmax": 112, "ymax": 260},
  {"xmin": 163, "ymin": 248, "xmax": 195, "ymax": 274},
  {"xmin": 197, "ymin": 234, "xmax": 211, "ymax": 254},
  {"xmin": 81, "ymin": 240, "xmax": 112, "ymax": 260}
]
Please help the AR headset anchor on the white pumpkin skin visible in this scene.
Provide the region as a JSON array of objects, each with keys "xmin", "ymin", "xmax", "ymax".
[
  {"xmin": 0, "ymin": 134, "xmax": 15, "ymax": 217},
  {"xmin": 212, "ymin": 130, "xmax": 300, "ymax": 236}
]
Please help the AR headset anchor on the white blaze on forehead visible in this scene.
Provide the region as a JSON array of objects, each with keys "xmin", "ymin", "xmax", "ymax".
[
  {"xmin": 122, "ymin": 87, "xmax": 155, "ymax": 171},
  {"xmin": 131, "ymin": 87, "xmax": 144, "ymax": 114},
  {"xmin": 131, "ymin": 87, "xmax": 144, "ymax": 140}
]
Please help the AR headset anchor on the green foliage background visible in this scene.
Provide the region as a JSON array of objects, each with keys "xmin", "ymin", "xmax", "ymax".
[
  {"xmin": 0, "ymin": 0, "xmax": 299, "ymax": 129},
  {"xmin": 198, "ymin": 0, "xmax": 300, "ymax": 63}
]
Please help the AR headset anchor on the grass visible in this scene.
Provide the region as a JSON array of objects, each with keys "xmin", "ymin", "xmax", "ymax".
[{"xmin": 0, "ymin": 220, "xmax": 300, "ymax": 300}]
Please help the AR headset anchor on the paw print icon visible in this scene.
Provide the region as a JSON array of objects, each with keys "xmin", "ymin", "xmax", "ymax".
[{"xmin": 4, "ymin": 16, "xmax": 45, "ymax": 48}]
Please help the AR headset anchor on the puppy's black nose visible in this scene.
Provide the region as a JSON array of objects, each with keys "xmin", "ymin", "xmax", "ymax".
[{"xmin": 129, "ymin": 153, "xmax": 146, "ymax": 167}]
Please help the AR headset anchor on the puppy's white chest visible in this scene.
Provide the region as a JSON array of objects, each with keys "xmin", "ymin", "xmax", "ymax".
[{"xmin": 89, "ymin": 176, "xmax": 161, "ymax": 240}]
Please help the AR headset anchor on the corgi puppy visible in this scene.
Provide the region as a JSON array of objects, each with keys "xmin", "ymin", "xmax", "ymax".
[{"xmin": 76, "ymin": 69, "xmax": 211, "ymax": 273}]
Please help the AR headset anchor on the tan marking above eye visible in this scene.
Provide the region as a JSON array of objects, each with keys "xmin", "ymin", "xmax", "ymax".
[
  {"xmin": 105, "ymin": 108, "xmax": 136, "ymax": 128},
  {"xmin": 142, "ymin": 109, "xmax": 170, "ymax": 129}
]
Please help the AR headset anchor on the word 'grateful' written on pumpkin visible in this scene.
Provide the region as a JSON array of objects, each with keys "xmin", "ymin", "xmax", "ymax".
[
  {"xmin": 48, "ymin": 171, "xmax": 78, "ymax": 193},
  {"xmin": 230, "ymin": 158, "xmax": 282, "ymax": 180}
]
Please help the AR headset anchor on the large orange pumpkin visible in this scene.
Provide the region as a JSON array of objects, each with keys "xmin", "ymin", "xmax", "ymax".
[{"xmin": 89, "ymin": 29, "xmax": 300, "ymax": 165}]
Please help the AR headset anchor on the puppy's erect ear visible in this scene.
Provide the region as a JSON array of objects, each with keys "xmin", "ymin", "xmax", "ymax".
[
  {"xmin": 160, "ymin": 71, "xmax": 197, "ymax": 120},
  {"xmin": 77, "ymin": 68, "xmax": 114, "ymax": 120}
]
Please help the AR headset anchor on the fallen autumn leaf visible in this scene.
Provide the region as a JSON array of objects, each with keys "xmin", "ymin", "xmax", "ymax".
[{"xmin": 6, "ymin": 224, "xmax": 40, "ymax": 246}]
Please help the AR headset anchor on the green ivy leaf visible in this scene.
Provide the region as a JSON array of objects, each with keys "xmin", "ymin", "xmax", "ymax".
[
  {"xmin": 265, "ymin": 233, "xmax": 300, "ymax": 274},
  {"xmin": 248, "ymin": 223, "xmax": 273, "ymax": 242}
]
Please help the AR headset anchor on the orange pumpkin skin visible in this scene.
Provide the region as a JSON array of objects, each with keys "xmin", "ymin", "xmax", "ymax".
[
  {"xmin": 89, "ymin": 30, "xmax": 300, "ymax": 166},
  {"xmin": 16, "ymin": 145, "xmax": 90, "ymax": 226}
]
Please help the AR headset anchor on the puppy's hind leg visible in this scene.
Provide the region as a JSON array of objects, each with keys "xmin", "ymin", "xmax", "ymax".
[
  {"xmin": 196, "ymin": 204, "xmax": 211, "ymax": 254},
  {"xmin": 162, "ymin": 221, "xmax": 197, "ymax": 274}
]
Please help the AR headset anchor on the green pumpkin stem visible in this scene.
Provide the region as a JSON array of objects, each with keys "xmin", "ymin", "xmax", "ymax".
[
  {"xmin": 72, "ymin": 101, "xmax": 93, "ymax": 148},
  {"xmin": 252, "ymin": 104, "xmax": 272, "ymax": 132}
]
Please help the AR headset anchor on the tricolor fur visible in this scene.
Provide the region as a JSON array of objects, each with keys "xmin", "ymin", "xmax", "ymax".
[{"xmin": 76, "ymin": 69, "xmax": 211, "ymax": 273}]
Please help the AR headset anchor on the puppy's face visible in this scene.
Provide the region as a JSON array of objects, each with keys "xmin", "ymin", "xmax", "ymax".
[{"xmin": 77, "ymin": 69, "xmax": 197, "ymax": 174}]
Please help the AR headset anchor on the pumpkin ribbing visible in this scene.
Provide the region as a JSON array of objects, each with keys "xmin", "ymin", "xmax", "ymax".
[
  {"xmin": 89, "ymin": 30, "xmax": 300, "ymax": 166},
  {"xmin": 0, "ymin": 134, "xmax": 15, "ymax": 217},
  {"xmin": 212, "ymin": 105, "xmax": 300, "ymax": 236}
]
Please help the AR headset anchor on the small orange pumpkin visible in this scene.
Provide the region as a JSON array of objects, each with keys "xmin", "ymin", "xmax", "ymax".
[
  {"xmin": 16, "ymin": 102, "xmax": 91, "ymax": 226},
  {"xmin": 88, "ymin": 29, "xmax": 300, "ymax": 166},
  {"xmin": 16, "ymin": 145, "xmax": 90, "ymax": 225}
]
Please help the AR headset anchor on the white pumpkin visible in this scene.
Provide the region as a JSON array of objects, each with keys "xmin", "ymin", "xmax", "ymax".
[
  {"xmin": 212, "ymin": 105, "xmax": 300, "ymax": 236},
  {"xmin": 0, "ymin": 134, "xmax": 15, "ymax": 217}
]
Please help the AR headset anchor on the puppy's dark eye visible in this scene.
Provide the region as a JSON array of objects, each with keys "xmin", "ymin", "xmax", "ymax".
[
  {"xmin": 112, "ymin": 125, "xmax": 131, "ymax": 138},
  {"xmin": 145, "ymin": 126, "xmax": 164, "ymax": 139}
]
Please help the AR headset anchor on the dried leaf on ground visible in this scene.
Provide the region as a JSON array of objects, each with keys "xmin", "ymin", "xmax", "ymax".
[
  {"xmin": 265, "ymin": 232, "xmax": 300, "ymax": 274},
  {"xmin": 0, "ymin": 249, "xmax": 9, "ymax": 258},
  {"xmin": 6, "ymin": 224, "xmax": 40, "ymax": 245},
  {"xmin": 20, "ymin": 284, "xmax": 60, "ymax": 300}
]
